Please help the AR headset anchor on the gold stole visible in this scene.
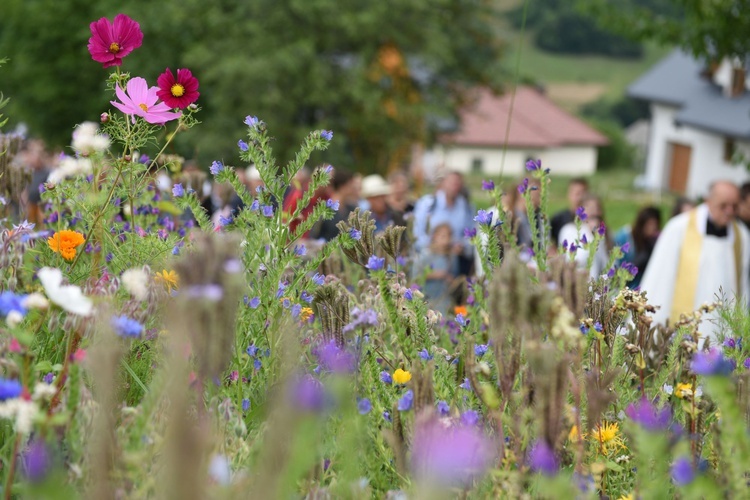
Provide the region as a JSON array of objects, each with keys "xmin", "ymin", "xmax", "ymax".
[{"xmin": 671, "ymin": 209, "xmax": 742, "ymax": 323}]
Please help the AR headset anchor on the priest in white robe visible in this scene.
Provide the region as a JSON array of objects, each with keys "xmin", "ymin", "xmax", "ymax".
[{"xmin": 639, "ymin": 181, "xmax": 750, "ymax": 341}]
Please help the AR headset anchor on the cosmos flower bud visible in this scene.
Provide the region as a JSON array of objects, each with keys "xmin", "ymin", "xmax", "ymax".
[{"xmin": 100, "ymin": 112, "xmax": 109, "ymax": 123}]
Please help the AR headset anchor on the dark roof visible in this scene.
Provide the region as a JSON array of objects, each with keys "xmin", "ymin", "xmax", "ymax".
[
  {"xmin": 442, "ymin": 87, "xmax": 609, "ymax": 148},
  {"xmin": 628, "ymin": 49, "xmax": 750, "ymax": 139}
]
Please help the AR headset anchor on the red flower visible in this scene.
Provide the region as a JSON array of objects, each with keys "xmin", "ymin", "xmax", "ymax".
[
  {"xmin": 87, "ymin": 14, "xmax": 143, "ymax": 68},
  {"xmin": 156, "ymin": 68, "xmax": 200, "ymax": 109}
]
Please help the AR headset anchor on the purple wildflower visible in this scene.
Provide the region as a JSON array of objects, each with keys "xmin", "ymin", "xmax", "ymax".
[
  {"xmin": 366, "ymin": 255, "xmax": 385, "ymax": 271},
  {"xmin": 380, "ymin": 371, "xmax": 393, "ymax": 384},
  {"xmin": 418, "ymin": 348, "xmax": 433, "ymax": 361},
  {"xmin": 242, "ymin": 399, "xmax": 250, "ymax": 411},
  {"xmin": 244, "ymin": 115, "xmax": 260, "ymax": 127},
  {"xmin": 321, "ymin": 130, "xmax": 333, "ymax": 141},
  {"xmin": 744, "ymin": 358, "xmax": 750, "ymax": 369},
  {"xmin": 326, "ymin": 199, "xmax": 340, "ymax": 211},
  {"xmin": 518, "ymin": 178, "xmax": 529, "ymax": 194},
  {"xmin": 349, "ymin": 228, "xmax": 361, "ymax": 240},
  {"xmin": 597, "ymin": 221, "xmax": 607, "ymax": 236},
  {"xmin": 691, "ymin": 348, "xmax": 735, "ymax": 376},
  {"xmin": 383, "ymin": 411, "xmax": 392, "ymax": 423},
  {"xmin": 261, "ymin": 205, "xmax": 274, "ymax": 217},
  {"xmin": 481, "ymin": 180, "xmax": 494, "ymax": 190},
  {"xmin": 525, "ymin": 159, "xmax": 542, "ymax": 171},
  {"xmin": 528, "ymin": 440, "xmax": 558, "ymax": 476},
  {"xmin": 312, "ymin": 273, "xmax": 325, "ymax": 285},
  {"xmin": 474, "ymin": 344, "xmax": 489, "ymax": 357},
  {"xmin": 313, "ymin": 340, "xmax": 357, "ymax": 373},
  {"xmin": 248, "ymin": 297, "xmax": 260, "ymax": 309},
  {"xmin": 671, "ymin": 457, "xmax": 695, "ymax": 486},
  {"xmin": 21, "ymin": 440, "xmax": 51, "ymax": 483},
  {"xmin": 291, "ymin": 374, "xmax": 326, "ymax": 412},
  {"xmin": 626, "ymin": 398, "xmax": 672, "ymax": 431},
  {"xmin": 473, "ymin": 210, "xmax": 493, "ymax": 226},
  {"xmin": 172, "ymin": 183, "xmax": 184, "ymax": 198},
  {"xmin": 238, "ymin": 139, "xmax": 249, "ymax": 151},
  {"xmin": 209, "ymin": 161, "xmax": 224, "ymax": 175},
  {"xmin": 464, "ymin": 227, "xmax": 477, "ymax": 238},
  {"xmin": 357, "ymin": 398, "xmax": 372, "ymax": 415},
  {"xmin": 575, "ymin": 206, "xmax": 587, "ymax": 220},
  {"xmin": 111, "ymin": 315, "xmax": 143, "ymax": 338},
  {"xmin": 404, "ymin": 289, "xmax": 413, "ymax": 301},
  {"xmin": 437, "ymin": 401, "xmax": 450, "ymax": 416},
  {"xmin": 621, "ymin": 242, "xmax": 630, "ymax": 253},
  {"xmin": 397, "ymin": 390, "xmax": 414, "ymax": 411},
  {"xmin": 0, "ymin": 378, "xmax": 22, "ymax": 401},
  {"xmin": 460, "ymin": 410, "xmax": 480, "ymax": 426},
  {"xmin": 723, "ymin": 338, "xmax": 737, "ymax": 349},
  {"xmin": 455, "ymin": 314, "xmax": 467, "ymax": 327}
]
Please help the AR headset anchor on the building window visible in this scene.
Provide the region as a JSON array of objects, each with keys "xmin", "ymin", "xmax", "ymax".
[
  {"xmin": 471, "ymin": 157, "xmax": 483, "ymax": 173},
  {"xmin": 724, "ymin": 138, "xmax": 736, "ymax": 163}
]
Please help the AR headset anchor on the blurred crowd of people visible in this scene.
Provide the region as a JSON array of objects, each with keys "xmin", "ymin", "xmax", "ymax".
[{"xmin": 11, "ymin": 138, "xmax": 750, "ymax": 328}]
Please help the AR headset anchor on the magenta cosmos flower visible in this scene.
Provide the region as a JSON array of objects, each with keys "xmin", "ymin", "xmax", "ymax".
[
  {"xmin": 87, "ymin": 14, "xmax": 143, "ymax": 68},
  {"xmin": 157, "ymin": 68, "xmax": 200, "ymax": 109},
  {"xmin": 111, "ymin": 77, "xmax": 181, "ymax": 125}
]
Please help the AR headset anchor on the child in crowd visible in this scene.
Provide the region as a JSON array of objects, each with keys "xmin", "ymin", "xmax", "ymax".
[{"xmin": 413, "ymin": 223, "xmax": 458, "ymax": 315}]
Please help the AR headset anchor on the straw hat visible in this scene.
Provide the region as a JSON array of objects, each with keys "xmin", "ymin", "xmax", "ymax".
[{"xmin": 361, "ymin": 174, "xmax": 392, "ymax": 198}]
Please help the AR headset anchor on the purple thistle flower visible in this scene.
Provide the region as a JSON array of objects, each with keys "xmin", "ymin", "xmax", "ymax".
[
  {"xmin": 626, "ymin": 398, "xmax": 672, "ymax": 431},
  {"xmin": 411, "ymin": 417, "xmax": 494, "ymax": 485},
  {"xmin": 357, "ymin": 398, "xmax": 372, "ymax": 415},
  {"xmin": 473, "ymin": 210, "xmax": 493, "ymax": 226},
  {"xmin": 172, "ymin": 183, "xmax": 184, "ymax": 198},
  {"xmin": 481, "ymin": 180, "xmax": 494, "ymax": 190},
  {"xmin": 464, "ymin": 227, "xmax": 477, "ymax": 238},
  {"xmin": 671, "ymin": 457, "xmax": 695, "ymax": 486},
  {"xmin": 209, "ymin": 161, "xmax": 224, "ymax": 175},
  {"xmin": 349, "ymin": 228, "xmax": 361, "ymax": 240},
  {"xmin": 380, "ymin": 371, "xmax": 393, "ymax": 384},
  {"xmin": 691, "ymin": 348, "xmax": 735, "ymax": 376},
  {"xmin": 528, "ymin": 440, "xmax": 558, "ymax": 476},
  {"xmin": 366, "ymin": 255, "xmax": 385, "ymax": 271},
  {"xmin": 321, "ymin": 130, "xmax": 333, "ymax": 141},
  {"xmin": 437, "ymin": 400, "xmax": 450, "ymax": 417},
  {"xmin": 326, "ymin": 199, "xmax": 340, "ymax": 211},
  {"xmin": 397, "ymin": 390, "xmax": 414, "ymax": 411},
  {"xmin": 575, "ymin": 206, "xmax": 587, "ymax": 220},
  {"xmin": 238, "ymin": 139, "xmax": 249, "ymax": 151},
  {"xmin": 261, "ymin": 205, "xmax": 274, "ymax": 217},
  {"xmin": 525, "ymin": 159, "xmax": 542, "ymax": 171}
]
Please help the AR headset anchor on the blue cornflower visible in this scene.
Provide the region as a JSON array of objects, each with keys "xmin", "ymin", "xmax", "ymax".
[
  {"xmin": 242, "ymin": 399, "xmax": 251, "ymax": 412},
  {"xmin": 575, "ymin": 206, "xmax": 587, "ymax": 220},
  {"xmin": 418, "ymin": 348, "xmax": 433, "ymax": 361},
  {"xmin": 172, "ymin": 183, "xmax": 185, "ymax": 198},
  {"xmin": 474, "ymin": 344, "xmax": 489, "ymax": 357},
  {"xmin": 473, "ymin": 210, "xmax": 493, "ymax": 226},
  {"xmin": 0, "ymin": 378, "xmax": 22, "ymax": 401},
  {"xmin": 525, "ymin": 159, "xmax": 542, "ymax": 171},
  {"xmin": 238, "ymin": 139, "xmax": 249, "ymax": 151},
  {"xmin": 326, "ymin": 199, "xmax": 340, "ymax": 211},
  {"xmin": 244, "ymin": 115, "xmax": 260, "ymax": 127},
  {"xmin": 366, "ymin": 255, "xmax": 385, "ymax": 271},
  {"xmin": 209, "ymin": 161, "xmax": 224, "ymax": 175},
  {"xmin": 111, "ymin": 315, "xmax": 143, "ymax": 338},
  {"xmin": 380, "ymin": 371, "xmax": 393, "ymax": 384},
  {"xmin": 436, "ymin": 400, "xmax": 450, "ymax": 417},
  {"xmin": 0, "ymin": 292, "xmax": 27, "ymax": 317},
  {"xmin": 250, "ymin": 199, "xmax": 260, "ymax": 211},
  {"xmin": 397, "ymin": 390, "xmax": 414, "ymax": 411},
  {"xmin": 481, "ymin": 180, "xmax": 494, "ymax": 190},
  {"xmin": 312, "ymin": 273, "xmax": 325, "ymax": 286},
  {"xmin": 349, "ymin": 228, "xmax": 362, "ymax": 240},
  {"xmin": 261, "ymin": 205, "xmax": 274, "ymax": 217},
  {"xmin": 321, "ymin": 130, "xmax": 333, "ymax": 141},
  {"xmin": 357, "ymin": 398, "xmax": 372, "ymax": 415}
]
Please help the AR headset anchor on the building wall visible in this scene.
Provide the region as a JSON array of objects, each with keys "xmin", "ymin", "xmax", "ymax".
[
  {"xmin": 432, "ymin": 145, "xmax": 598, "ymax": 177},
  {"xmin": 645, "ymin": 103, "xmax": 750, "ymax": 198}
]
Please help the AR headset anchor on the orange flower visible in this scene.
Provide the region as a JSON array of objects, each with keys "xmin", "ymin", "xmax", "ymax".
[
  {"xmin": 454, "ymin": 305, "xmax": 468, "ymax": 316},
  {"xmin": 47, "ymin": 230, "xmax": 85, "ymax": 261}
]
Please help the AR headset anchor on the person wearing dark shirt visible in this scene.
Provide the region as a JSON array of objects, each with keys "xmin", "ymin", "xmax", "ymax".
[
  {"xmin": 550, "ymin": 177, "xmax": 588, "ymax": 247},
  {"xmin": 310, "ymin": 168, "xmax": 360, "ymax": 241},
  {"xmin": 361, "ymin": 174, "xmax": 406, "ymax": 233}
]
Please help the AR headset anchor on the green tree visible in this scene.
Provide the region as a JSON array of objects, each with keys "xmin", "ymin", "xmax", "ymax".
[{"xmin": 0, "ymin": 0, "xmax": 505, "ymax": 173}]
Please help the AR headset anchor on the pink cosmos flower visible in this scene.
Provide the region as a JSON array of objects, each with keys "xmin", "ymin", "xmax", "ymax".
[
  {"xmin": 87, "ymin": 14, "xmax": 143, "ymax": 68},
  {"xmin": 111, "ymin": 77, "xmax": 181, "ymax": 125}
]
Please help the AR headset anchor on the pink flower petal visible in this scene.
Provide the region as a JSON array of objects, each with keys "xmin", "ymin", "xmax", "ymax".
[
  {"xmin": 126, "ymin": 77, "xmax": 149, "ymax": 105},
  {"xmin": 143, "ymin": 110, "xmax": 181, "ymax": 125},
  {"xmin": 145, "ymin": 86, "xmax": 160, "ymax": 107},
  {"xmin": 111, "ymin": 100, "xmax": 135, "ymax": 115},
  {"xmin": 115, "ymin": 84, "xmax": 135, "ymax": 109}
]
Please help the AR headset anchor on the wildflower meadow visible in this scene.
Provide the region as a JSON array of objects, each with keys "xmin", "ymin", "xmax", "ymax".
[{"xmin": 2, "ymin": 13, "xmax": 750, "ymax": 500}]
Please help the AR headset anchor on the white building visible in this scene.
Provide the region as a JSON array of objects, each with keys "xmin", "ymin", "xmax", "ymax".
[
  {"xmin": 428, "ymin": 87, "xmax": 608, "ymax": 177},
  {"xmin": 628, "ymin": 50, "xmax": 750, "ymax": 198}
]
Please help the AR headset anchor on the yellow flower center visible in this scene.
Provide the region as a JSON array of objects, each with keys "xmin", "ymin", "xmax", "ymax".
[
  {"xmin": 170, "ymin": 83, "xmax": 186, "ymax": 97},
  {"xmin": 108, "ymin": 42, "xmax": 121, "ymax": 54},
  {"xmin": 139, "ymin": 103, "xmax": 149, "ymax": 112}
]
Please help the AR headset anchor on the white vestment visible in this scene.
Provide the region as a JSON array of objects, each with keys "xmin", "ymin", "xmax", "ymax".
[{"xmin": 639, "ymin": 204, "xmax": 750, "ymax": 341}]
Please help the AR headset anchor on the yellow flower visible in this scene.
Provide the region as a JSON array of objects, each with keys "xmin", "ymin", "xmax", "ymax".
[
  {"xmin": 300, "ymin": 307, "xmax": 314, "ymax": 321},
  {"xmin": 47, "ymin": 230, "xmax": 85, "ymax": 261},
  {"xmin": 568, "ymin": 425, "xmax": 584, "ymax": 443},
  {"xmin": 393, "ymin": 368, "xmax": 412, "ymax": 385},
  {"xmin": 618, "ymin": 494, "xmax": 634, "ymax": 500},
  {"xmin": 591, "ymin": 421, "xmax": 625, "ymax": 453},
  {"xmin": 155, "ymin": 269, "xmax": 179, "ymax": 292},
  {"xmin": 675, "ymin": 382, "xmax": 693, "ymax": 399}
]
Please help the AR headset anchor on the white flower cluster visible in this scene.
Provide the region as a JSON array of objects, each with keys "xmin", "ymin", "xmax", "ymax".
[
  {"xmin": 0, "ymin": 383, "xmax": 56, "ymax": 435},
  {"xmin": 71, "ymin": 121, "xmax": 110, "ymax": 156},
  {"xmin": 121, "ymin": 267, "xmax": 149, "ymax": 301},
  {"xmin": 47, "ymin": 155, "xmax": 93, "ymax": 185}
]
